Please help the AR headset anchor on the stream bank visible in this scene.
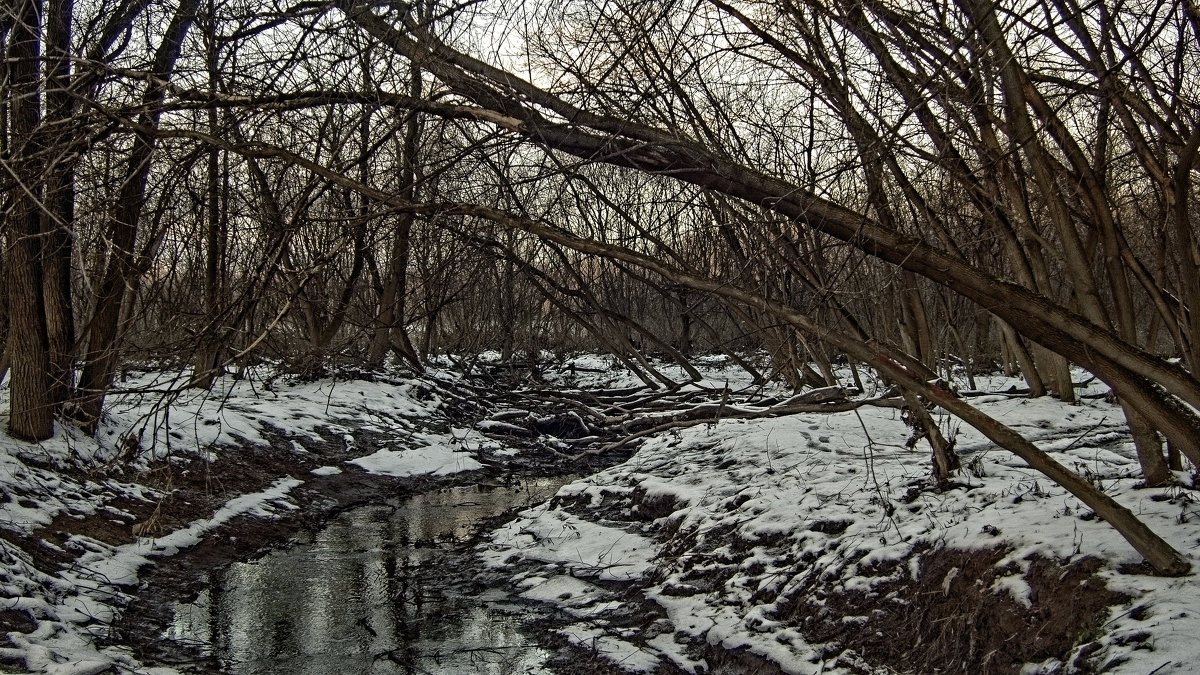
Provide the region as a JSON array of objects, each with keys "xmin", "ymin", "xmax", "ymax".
[{"xmin": 103, "ymin": 430, "xmax": 613, "ymax": 673}]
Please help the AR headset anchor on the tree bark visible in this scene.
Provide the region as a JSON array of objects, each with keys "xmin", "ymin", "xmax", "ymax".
[
  {"xmin": 42, "ymin": 0, "xmax": 75, "ymax": 409},
  {"xmin": 5, "ymin": 0, "xmax": 54, "ymax": 441}
]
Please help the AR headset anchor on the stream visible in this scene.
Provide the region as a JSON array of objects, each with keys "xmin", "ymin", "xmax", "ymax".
[{"xmin": 163, "ymin": 475, "xmax": 576, "ymax": 674}]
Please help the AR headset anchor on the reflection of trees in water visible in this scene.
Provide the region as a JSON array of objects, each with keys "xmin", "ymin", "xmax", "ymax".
[
  {"xmin": 269, "ymin": 616, "xmax": 296, "ymax": 658},
  {"xmin": 169, "ymin": 479, "xmax": 570, "ymax": 673}
]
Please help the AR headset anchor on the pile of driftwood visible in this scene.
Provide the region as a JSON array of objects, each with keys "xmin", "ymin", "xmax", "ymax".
[
  {"xmin": 462, "ymin": 382, "xmax": 906, "ymax": 456},
  {"xmin": 418, "ymin": 364, "xmax": 1097, "ymax": 482}
]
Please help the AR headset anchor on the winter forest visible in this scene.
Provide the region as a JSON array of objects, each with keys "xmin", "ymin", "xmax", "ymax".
[{"xmin": 4, "ymin": 0, "xmax": 1200, "ymax": 672}]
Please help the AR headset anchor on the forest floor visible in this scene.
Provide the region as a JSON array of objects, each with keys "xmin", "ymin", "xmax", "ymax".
[{"xmin": 0, "ymin": 355, "xmax": 1199, "ymax": 674}]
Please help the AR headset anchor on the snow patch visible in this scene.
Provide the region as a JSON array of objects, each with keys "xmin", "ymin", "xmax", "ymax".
[{"xmin": 349, "ymin": 444, "xmax": 483, "ymax": 476}]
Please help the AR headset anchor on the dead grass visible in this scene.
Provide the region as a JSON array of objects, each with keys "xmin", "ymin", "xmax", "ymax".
[{"xmin": 774, "ymin": 545, "xmax": 1128, "ymax": 674}]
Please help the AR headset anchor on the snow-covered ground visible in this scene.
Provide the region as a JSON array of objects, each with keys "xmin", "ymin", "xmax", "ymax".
[
  {"xmin": 480, "ymin": 359, "xmax": 1200, "ymax": 674},
  {"xmin": 2, "ymin": 355, "xmax": 1199, "ymax": 674}
]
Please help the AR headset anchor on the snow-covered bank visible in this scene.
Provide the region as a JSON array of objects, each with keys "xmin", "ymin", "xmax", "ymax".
[
  {"xmin": 481, "ymin": 369, "xmax": 1200, "ymax": 674},
  {"xmin": 0, "ymin": 479, "xmax": 301, "ymax": 675}
]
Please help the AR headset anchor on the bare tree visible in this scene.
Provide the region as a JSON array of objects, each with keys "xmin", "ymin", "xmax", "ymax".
[{"xmin": 73, "ymin": 0, "xmax": 202, "ymax": 433}]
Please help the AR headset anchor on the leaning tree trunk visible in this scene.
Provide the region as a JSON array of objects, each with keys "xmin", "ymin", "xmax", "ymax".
[
  {"xmin": 464, "ymin": 200, "xmax": 1192, "ymax": 576},
  {"xmin": 341, "ymin": 0, "xmax": 1200, "ymax": 449},
  {"xmin": 971, "ymin": 0, "xmax": 1168, "ymax": 479},
  {"xmin": 74, "ymin": 0, "xmax": 199, "ymax": 433}
]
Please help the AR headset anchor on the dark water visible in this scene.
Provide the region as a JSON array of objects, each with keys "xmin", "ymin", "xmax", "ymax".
[{"xmin": 165, "ymin": 476, "xmax": 574, "ymax": 674}]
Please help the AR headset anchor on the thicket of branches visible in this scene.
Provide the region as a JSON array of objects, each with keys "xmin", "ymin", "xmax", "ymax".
[{"xmin": 4, "ymin": 0, "xmax": 1200, "ymax": 573}]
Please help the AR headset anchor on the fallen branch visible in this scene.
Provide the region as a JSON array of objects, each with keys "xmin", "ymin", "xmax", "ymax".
[{"xmin": 581, "ymin": 395, "xmax": 906, "ymax": 454}]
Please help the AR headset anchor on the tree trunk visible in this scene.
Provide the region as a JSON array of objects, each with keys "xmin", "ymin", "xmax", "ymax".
[
  {"xmin": 42, "ymin": 0, "xmax": 76, "ymax": 409},
  {"xmin": 6, "ymin": 0, "xmax": 54, "ymax": 441},
  {"xmin": 676, "ymin": 290, "xmax": 693, "ymax": 355},
  {"xmin": 366, "ymin": 32, "xmax": 424, "ymax": 371},
  {"xmin": 1127, "ymin": 405, "xmax": 1170, "ymax": 486},
  {"xmin": 901, "ymin": 389, "xmax": 959, "ymax": 487},
  {"xmin": 74, "ymin": 0, "xmax": 200, "ymax": 433},
  {"xmin": 998, "ymin": 321, "xmax": 1045, "ymax": 395},
  {"xmin": 192, "ymin": 1, "xmax": 225, "ymax": 389},
  {"xmin": 901, "ymin": 273, "xmax": 935, "ymax": 369}
]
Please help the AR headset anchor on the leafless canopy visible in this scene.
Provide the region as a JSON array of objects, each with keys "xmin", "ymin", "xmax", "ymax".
[{"xmin": 3, "ymin": 0, "xmax": 1200, "ymax": 573}]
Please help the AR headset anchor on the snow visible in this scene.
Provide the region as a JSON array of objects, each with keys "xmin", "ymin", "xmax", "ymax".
[
  {"xmin": 479, "ymin": 366, "xmax": 1200, "ymax": 674},
  {"xmin": 0, "ymin": 478, "xmax": 302, "ymax": 674},
  {"xmin": 66, "ymin": 478, "xmax": 302, "ymax": 589},
  {"xmin": 349, "ymin": 442, "xmax": 483, "ymax": 476},
  {"xmin": 544, "ymin": 352, "xmax": 761, "ymax": 392},
  {"xmin": 557, "ymin": 624, "xmax": 663, "ymax": 672},
  {"xmin": 519, "ymin": 576, "xmax": 623, "ymax": 617},
  {"xmin": 483, "ymin": 510, "xmax": 656, "ymax": 582}
]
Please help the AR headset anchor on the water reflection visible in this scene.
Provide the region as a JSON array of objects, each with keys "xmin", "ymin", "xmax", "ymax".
[{"xmin": 167, "ymin": 476, "xmax": 573, "ymax": 674}]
